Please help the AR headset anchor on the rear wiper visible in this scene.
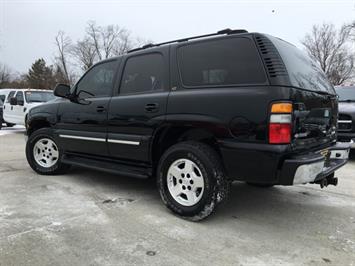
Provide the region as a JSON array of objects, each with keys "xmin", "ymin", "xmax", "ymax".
[
  {"xmin": 339, "ymin": 99, "xmax": 355, "ymax": 102},
  {"xmin": 315, "ymin": 90, "xmax": 336, "ymax": 97}
]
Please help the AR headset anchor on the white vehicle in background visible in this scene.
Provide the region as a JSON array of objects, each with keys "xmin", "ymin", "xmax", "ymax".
[
  {"xmin": 0, "ymin": 88, "xmax": 17, "ymax": 127},
  {"xmin": 3, "ymin": 89, "xmax": 56, "ymax": 126}
]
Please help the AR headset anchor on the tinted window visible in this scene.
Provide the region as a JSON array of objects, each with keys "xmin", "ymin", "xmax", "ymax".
[
  {"xmin": 76, "ymin": 60, "xmax": 117, "ymax": 98},
  {"xmin": 335, "ymin": 86, "xmax": 355, "ymax": 101},
  {"xmin": 120, "ymin": 53, "xmax": 165, "ymax": 95},
  {"xmin": 269, "ymin": 35, "xmax": 335, "ymax": 94},
  {"xmin": 6, "ymin": 91, "xmax": 16, "ymax": 103},
  {"xmin": 16, "ymin": 91, "xmax": 24, "ymax": 104},
  {"xmin": 0, "ymin": 95, "xmax": 5, "ymax": 102},
  {"xmin": 178, "ymin": 37, "xmax": 267, "ymax": 87}
]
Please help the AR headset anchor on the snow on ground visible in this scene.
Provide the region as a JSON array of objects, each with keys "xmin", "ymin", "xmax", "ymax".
[{"xmin": 0, "ymin": 125, "xmax": 26, "ymax": 136}]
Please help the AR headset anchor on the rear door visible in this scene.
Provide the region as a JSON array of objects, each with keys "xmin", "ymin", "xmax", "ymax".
[
  {"xmin": 107, "ymin": 47, "xmax": 169, "ymax": 162},
  {"xmin": 266, "ymin": 35, "xmax": 338, "ymax": 150},
  {"xmin": 56, "ymin": 59, "xmax": 118, "ymax": 156}
]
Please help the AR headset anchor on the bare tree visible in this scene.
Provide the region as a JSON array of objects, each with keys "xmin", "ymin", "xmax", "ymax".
[
  {"xmin": 54, "ymin": 31, "xmax": 73, "ymax": 84},
  {"xmin": 302, "ymin": 23, "xmax": 355, "ymax": 85},
  {"xmin": 86, "ymin": 21, "xmax": 133, "ymax": 60},
  {"xmin": 0, "ymin": 63, "xmax": 12, "ymax": 85},
  {"xmin": 70, "ymin": 37, "xmax": 97, "ymax": 71}
]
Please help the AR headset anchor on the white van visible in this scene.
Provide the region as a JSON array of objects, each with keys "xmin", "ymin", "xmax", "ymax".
[{"xmin": 3, "ymin": 89, "xmax": 56, "ymax": 126}]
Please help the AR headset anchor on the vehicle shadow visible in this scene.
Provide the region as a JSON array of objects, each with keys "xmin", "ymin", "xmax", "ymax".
[{"xmin": 64, "ymin": 166, "xmax": 344, "ymax": 228}]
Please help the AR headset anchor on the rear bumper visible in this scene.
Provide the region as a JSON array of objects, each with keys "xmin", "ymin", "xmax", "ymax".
[
  {"xmin": 218, "ymin": 140, "xmax": 350, "ymax": 185},
  {"xmin": 278, "ymin": 142, "xmax": 350, "ymax": 185}
]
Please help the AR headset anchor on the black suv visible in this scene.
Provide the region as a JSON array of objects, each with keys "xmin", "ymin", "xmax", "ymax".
[
  {"xmin": 25, "ymin": 29, "xmax": 350, "ymax": 220},
  {"xmin": 335, "ymin": 86, "xmax": 355, "ymax": 148}
]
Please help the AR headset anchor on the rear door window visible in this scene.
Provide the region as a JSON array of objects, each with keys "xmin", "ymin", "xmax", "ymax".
[
  {"xmin": 120, "ymin": 53, "xmax": 165, "ymax": 95},
  {"xmin": 177, "ymin": 37, "xmax": 267, "ymax": 87}
]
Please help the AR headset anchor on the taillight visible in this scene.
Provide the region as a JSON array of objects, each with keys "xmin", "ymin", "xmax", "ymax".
[{"xmin": 269, "ymin": 103, "xmax": 292, "ymax": 144}]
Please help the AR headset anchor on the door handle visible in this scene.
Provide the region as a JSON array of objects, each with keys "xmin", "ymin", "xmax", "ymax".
[
  {"xmin": 145, "ymin": 103, "xmax": 159, "ymax": 113},
  {"xmin": 11, "ymin": 106, "xmax": 13, "ymax": 110},
  {"xmin": 96, "ymin": 106, "xmax": 106, "ymax": 113}
]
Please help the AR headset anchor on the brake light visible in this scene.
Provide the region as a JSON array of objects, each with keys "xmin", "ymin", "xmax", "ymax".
[{"xmin": 269, "ymin": 102, "xmax": 292, "ymax": 144}]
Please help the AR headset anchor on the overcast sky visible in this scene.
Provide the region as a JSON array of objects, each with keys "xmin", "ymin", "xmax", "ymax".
[{"xmin": 1, "ymin": 0, "xmax": 355, "ymax": 74}]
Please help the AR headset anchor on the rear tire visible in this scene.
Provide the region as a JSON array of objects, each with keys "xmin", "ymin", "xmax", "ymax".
[
  {"xmin": 157, "ymin": 141, "xmax": 230, "ymax": 221},
  {"xmin": 26, "ymin": 128, "xmax": 70, "ymax": 175}
]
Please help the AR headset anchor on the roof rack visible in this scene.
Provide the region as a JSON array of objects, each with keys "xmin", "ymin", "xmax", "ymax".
[{"xmin": 127, "ymin": 28, "xmax": 248, "ymax": 53}]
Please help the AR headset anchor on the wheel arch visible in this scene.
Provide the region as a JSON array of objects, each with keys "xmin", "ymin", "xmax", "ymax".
[
  {"xmin": 27, "ymin": 117, "xmax": 52, "ymax": 136},
  {"xmin": 151, "ymin": 125, "xmax": 224, "ymax": 173}
]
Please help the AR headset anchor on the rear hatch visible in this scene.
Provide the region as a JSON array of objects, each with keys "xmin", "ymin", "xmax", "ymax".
[{"xmin": 257, "ymin": 34, "xmax": 338, "ymax": 150}]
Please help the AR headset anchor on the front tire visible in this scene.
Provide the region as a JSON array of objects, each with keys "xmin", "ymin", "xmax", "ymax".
[
  {"xmin": 157, "ymin": 141, "xmax": 230, "ymax": 221},
  {"xmin": 26, "ymin": 128, "xmax": 70, "ymax": 175}
]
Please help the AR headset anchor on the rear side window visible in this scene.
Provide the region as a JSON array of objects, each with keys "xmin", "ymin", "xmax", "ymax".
[
  {"xmin": 6, "ymin": 91, "xmax": 16, "ymax": 102},
  {"xmin": 120, "ymin": 53, "xmax": 165, "ymax": 95},
  {"xmin": 177, "ymin": 37, "xmax": 267, "ymax": 87}
]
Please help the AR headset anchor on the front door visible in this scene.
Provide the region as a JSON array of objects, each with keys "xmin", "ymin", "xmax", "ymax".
[
  {"xmin": 13, "ymin": 91, "xmax": 25, "ymax": 124},
  {"xmin": 56, "ymin": 59, "xmax": 119, "ymax": 156},
  {"xmin": 108, "ymin": 49, "xmax": 169, "ymax": 162}
]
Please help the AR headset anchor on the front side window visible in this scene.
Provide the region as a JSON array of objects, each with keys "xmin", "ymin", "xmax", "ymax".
[
  {"xmin": 76, "ymin": 60, "xmax": 118, "ymax": 98},
  {"xmin": 15, "ymin": 91, "xmax": 24, "ymax": 105},
  {"xmin": 177, "ymin": 37, "xmax": 267, "ymax": 87},
  {"xmin": 6, "ymin": 91, "xmax": 16, "ymax": 103},
  {"xmin": 120, "ymin": 53, "xmax": 165, "ymax": 95}
]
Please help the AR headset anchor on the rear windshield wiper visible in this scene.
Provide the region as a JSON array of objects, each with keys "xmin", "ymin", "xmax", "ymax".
[{"xmin": 315, "ymin": 90, "xmax": 336, "ymax": 97}]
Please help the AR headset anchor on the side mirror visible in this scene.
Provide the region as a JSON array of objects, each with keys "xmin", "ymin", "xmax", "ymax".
[
  {"xmin": 54, "ymin": 84, "xmax": 71, "ymax": 99},
  {"xmin": 10, "ymin": 97, "xmax": 17, "ymax": 106}
]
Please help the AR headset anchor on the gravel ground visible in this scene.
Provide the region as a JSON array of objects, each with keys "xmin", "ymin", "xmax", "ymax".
[{"xmin": 0, "ymin": 130, "xmax": 354, "ymax": 266}]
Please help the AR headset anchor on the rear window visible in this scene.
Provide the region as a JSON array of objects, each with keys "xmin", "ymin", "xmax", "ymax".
[
  {"xmin": 177, "ymin": 37, "xmax": 267, "ymax": 87},
  {"xmin": 268, "ymin": 35, "xmax": 335, "ymax": 94}
]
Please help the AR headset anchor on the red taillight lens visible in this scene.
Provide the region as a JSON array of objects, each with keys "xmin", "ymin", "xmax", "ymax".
[{"xmin": 269, "ymin": 123, "xmax": 291, "ymax": 144}]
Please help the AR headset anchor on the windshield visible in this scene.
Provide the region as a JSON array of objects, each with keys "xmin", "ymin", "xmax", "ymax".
[
  {"xmin": 335, "ymin": 86, "xmax": 355, "ymax": 101},
  {"xmin": 25, "ymin": 91, "xmax": 55, "ymax": 103}
]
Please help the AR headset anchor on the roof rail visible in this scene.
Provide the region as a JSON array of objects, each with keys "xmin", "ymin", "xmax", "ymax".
[{"xmin": 127, "ymin": 28, "xmax": 248, "ymax": 53}]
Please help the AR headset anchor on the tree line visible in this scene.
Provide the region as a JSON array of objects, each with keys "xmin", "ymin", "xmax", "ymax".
[{"xmin": 0, "ymin": 21, "xmax": 355, "ymax": 90}]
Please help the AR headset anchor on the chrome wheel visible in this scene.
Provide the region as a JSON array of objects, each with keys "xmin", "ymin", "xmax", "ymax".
[
  {"xmin": 33, "ymin": 138, "xmax": 59, "ymax": 168},
  {"xmin": 167, "ymin": 159, "xmax": 205, "ymax": 207}
]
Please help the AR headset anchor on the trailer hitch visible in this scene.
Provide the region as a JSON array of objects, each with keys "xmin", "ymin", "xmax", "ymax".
[{"xmin": 314, "ymin": 174, "xmax": 338, "ymax": 188}]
